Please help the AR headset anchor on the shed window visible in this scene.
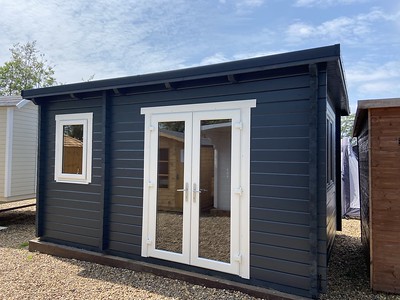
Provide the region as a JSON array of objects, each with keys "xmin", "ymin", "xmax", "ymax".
[{"xmin": 55, "ymin": 113, "xmax": 93, "ymax": 184}]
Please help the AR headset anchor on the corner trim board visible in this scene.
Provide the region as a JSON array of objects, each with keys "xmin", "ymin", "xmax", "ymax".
[{"xmin": 4, "ymin": 107, "xmax": 14, "ymax": 198}]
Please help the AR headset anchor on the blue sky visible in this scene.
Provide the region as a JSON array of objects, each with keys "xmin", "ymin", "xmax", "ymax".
[{"xmin": 1, "ymin": 0, "xmax": 399, "ymax": 113}]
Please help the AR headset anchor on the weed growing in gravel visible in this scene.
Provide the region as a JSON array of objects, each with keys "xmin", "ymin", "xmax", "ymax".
[{"xmin": 19, "ymin": 242, "xmax": 29, "ymax": 249}]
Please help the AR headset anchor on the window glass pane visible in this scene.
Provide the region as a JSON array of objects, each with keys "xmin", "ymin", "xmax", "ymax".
[
  {"xmin": 199, "ymin": 119, "xmax": 231, "ymax": 263},
  {"xmin": 62, "ymin": 124, "xmax": 83, "ymax": 174},
  {"xmin": 156, "ymin": 121, "xmax": 185, "ymax": 253}
]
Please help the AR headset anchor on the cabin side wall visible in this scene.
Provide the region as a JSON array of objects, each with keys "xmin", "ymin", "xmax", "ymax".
[
  {"xmin": 356, "ymin": 112, "xmax": 370, "ymax": 271},
  {"xmin": 36, "ymin": 66, "xmax": 332, "ymax": 297},
  {"xmin": 0, "ymin": 108, "xmax": 6, "ymax": 200},
  {"xmin": 315, "ymin": 71, "xmax": 340, "ymax": 294},
  {"xmin": 38, "ymin": 98, "xmax": 104, "ymax": 249},
  {"xmin": 369, "ymin": 107, "xmax": 400, "ymax": 293},
  {"xmin": 9, "ymin": 101, "xmax": 38, "ymax": 200}
]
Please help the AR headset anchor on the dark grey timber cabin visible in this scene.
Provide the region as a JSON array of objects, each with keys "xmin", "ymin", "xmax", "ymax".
[{"xmin": 23, "ymin": 44, "xmax": 349, "ymax": 299}]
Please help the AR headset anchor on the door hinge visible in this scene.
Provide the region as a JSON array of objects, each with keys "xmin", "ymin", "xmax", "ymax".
[
  {"xmin": 148, "ymin": 181, "xmax": 154, "ymax": 188},
  {"xmin": 234, "ymin": 187, "xmax": 243, "ymax": 195},
  {"xmin": 146, "ymin": 237, "xmax": 152, "ymax": 245},
  {"xmin": 149, "ymin": 125, "xmax": 154, "ymax": 131}
]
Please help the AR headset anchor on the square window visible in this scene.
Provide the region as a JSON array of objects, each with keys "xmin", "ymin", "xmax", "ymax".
[{"xmin": 55, "ymin": 113, "xmax": 93, "ymax": 184}]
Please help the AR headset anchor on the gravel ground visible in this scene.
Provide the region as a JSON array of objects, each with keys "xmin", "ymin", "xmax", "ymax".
[
  {"xmin": 156, "ymin": 212, "xmax": 230, "ymax": 262},
  {"xmin": 1, "ymin": 200, "xmax": 400, "ymax": 300}
]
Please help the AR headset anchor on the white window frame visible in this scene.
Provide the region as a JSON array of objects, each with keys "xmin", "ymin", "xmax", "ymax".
[{"xmin": 55, "ymin": 113, "xmax": 93, "ymax": 184}]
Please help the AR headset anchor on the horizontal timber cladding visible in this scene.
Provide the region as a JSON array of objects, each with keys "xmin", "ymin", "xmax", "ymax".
[
  {"xmin": 34, "ymin": 66, "xmax": 332, "ymax": 298},
  {"xmin": 39, "ymin": 98, "xmax": 104, "ymax": 249},
  {"xmin": 250, "ymin": 71, "xmax": 314, "ymax": 296},
  {"xmin": 107, "ymin": 102, "xmax": 144, "ymax": 256}
]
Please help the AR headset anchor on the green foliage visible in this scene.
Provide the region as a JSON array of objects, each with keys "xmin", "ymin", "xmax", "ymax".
[
  {"xmin": 0, "ymin": 41, "xmax": 56, "ymax": 96},
  {"xmin": 63, "ymin": 124, "xmax": 83, "ymax": 141},
  {"xmin": 341, "ymin": 114, "xmax": 355, "ymax": 138},
  {"xmin": 19, "ymin": 241, "xmax": 29, "ymax": 248}
]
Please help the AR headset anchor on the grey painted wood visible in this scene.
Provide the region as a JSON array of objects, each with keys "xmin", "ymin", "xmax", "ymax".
[
  {"xmin": 251, "ymin": 219, "xmax": 310, "ymax": 238},
  {"xmin": 308, "ymin": 64, "xmax": 320, "ymax": 298},
  {"xmin": 30, "ymin": 48, "xmax": 347, "ymax": 298},
  {"xmin": 38, "ymin": 101, "xmax": 103, "ymax": 248}
]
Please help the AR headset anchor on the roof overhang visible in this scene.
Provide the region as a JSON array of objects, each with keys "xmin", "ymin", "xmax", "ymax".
[
  {"xmin": 22, "ymin": 44, "xmax": 349, "ymax": 115},
  {"xmin": 353, "ymin": 98, "xmax": 400, "ymax": 137},
  {"xmin": 0, "ymin": 96, "xmax": 31, "ymax": 108}
]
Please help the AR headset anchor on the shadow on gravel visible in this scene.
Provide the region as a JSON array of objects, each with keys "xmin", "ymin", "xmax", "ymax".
[
  {"xmin": 56, "ymin": 256, "xmax": 251, "ymax": 299},
  {"xmin": 0, "ymin": 208, "xmax": 36, "ymax": 249},
  {"xmin": 321, "ymin": 233, "xmax": 400, "ymax": 300},
  {"xmin": 0, "ymin": 210, "xmax": 35, "ymax": 227}
]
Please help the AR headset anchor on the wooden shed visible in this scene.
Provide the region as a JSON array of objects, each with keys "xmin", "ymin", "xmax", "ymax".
[
  {"xmin": 0, "ymin": 96, "xmax": 38, "ymax": 202},
  {"xmin": 23, "ymin": 44, "xmax": 349, "ymax": 299},
  {"xmin": 353, "ymin": 98, "xmax": 400, "ymax": 294},
  {"xmin": 157, "ymin": 129, "xmax": 214, "ymax": 212}
]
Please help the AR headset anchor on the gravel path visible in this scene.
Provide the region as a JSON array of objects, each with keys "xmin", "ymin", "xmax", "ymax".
[{"xmin": 1, "ymin": 200, "xmax": 400, "ymax": 299}]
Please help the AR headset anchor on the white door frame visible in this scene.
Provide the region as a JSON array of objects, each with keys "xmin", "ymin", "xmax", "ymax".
[
  {"xmin": 146, "ymin": 112, "xmax": 192, "ymax": 264},
  {"xmin": 141, "ymin": 99, "xmax": 256, "ymax": 279}
]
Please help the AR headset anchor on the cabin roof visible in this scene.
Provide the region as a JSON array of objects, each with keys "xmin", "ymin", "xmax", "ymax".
[
  {"xmin": 0, "ymin": 95, "xmax": 31, "ymax": 108},
  {"xmin": 353, "ymin": 98, "xmax": 400, "ymax": 137},
  {"xmin": 22, "ymin": 44, "xmax": 349, "ymax": 115}
]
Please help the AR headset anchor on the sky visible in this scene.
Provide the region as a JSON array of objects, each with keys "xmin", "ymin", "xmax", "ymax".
[{"xmin": 0, "ymin": 0, "xmax": 399, "ymax": 113}]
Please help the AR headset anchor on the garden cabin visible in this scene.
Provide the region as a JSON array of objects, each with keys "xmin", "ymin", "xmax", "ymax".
[
  {"xmin": 23, "ymin": 44, "xmax": 349, "ymax": 299},
  {"xmin": 353, "ymin": 98, "xmax": 400, "ymax": 294},
  {"xmin": 0, "ymin": 96, "xmax": 38, "ymax": 202}
]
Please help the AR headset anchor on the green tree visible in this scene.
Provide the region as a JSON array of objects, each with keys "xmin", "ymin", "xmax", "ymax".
[
  {"xmin": 0, "ymin": 41, "xmax": 56, "ymax": 95},
  {"xmin": 341, "ymin": 113, "xmax": 356, "ymax": 141}
]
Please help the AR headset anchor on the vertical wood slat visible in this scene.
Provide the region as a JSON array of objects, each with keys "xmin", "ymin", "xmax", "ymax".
[
  {"xmin": 308, "ymin": 63, "xmax": 319, "ymax": 298},
  {"xmin": 335, "ymin": 110, "xmax": 342, "ymax": 231},
  {"xmin": 100, "ymin": 91, "xmax": 111, "ymax": 251},
  {"xmin": 36, "ymin": 104, "xmax": 45, "ymax": 237}
]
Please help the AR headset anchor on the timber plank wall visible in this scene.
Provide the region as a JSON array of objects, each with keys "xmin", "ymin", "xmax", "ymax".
[
  {"xmin": 36, "ymin": 67, "xmax": 331, "ymax": 297},
  {"xmin": 369, "ymin": 107, "xmax": 400, "ymax": 293}
]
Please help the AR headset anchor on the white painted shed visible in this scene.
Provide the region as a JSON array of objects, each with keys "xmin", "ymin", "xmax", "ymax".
[{"xmin": 0, "ymin": 96, "xmax": 38, "ymax": 202}]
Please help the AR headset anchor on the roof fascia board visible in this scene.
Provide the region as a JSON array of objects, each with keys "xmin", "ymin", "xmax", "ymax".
[
  {"xmin": 16, "ymin": 99, "xmax": 31, "ymax": 109},
  {"xmin": 353, "ymin": 98, "xmax": 400, "ymax": 136},
  {"xmin": 22, "ymin": 45, "xmax": 342, "ymax": 100},
  {"xmin": 357, "ymin": 98, "xmax": 400, "ymax": 109},
  {"xmin": 337, "ymin": 58, "xmax": 350, "ymax": 115}
]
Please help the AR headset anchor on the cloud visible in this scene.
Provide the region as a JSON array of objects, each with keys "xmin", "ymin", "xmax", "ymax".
[
  {"xmin": 346, "ymin": 61, "xmax": 400, "ymax": 83},
  {"xmin": 346, "ymin": 60, "xmax": 400, "ymax": 101},
  {"xmin": 0, "ymin": 0, "xmax": 205, "ymax": 83},
  {"xmin": 219, "ymin": 0, "xmax": 265, "ymax": 15},
  {"xmin": 237, "ymin": 0, "xmax": 264, "ymax": 7},
  {"xmin": 294, "ymin": 0, "xmax": 367, "ymax": 7},
  {"xmin": 285, "ymin": 8, "xmax": 397, "ymax": 45},
  {"xmin": 198, "ymin": 49, "xmax": 283, "ymax": 67},
  {"xmin": 199, "ymin": 53, "xmax": 229, "ymax": 65}
]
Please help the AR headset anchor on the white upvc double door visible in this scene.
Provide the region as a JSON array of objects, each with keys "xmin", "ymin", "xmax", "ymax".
[{"xmin": 141, "ymin": 100, "xmax": 254, "ymax": 279}]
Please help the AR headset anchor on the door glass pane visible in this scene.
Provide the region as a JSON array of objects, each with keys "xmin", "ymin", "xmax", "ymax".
[
  {"xmin": 198, "ymin": 119, "xmax": 231, "ymax": 263},
  {"xmin": 155, "ymin": 121, "xmax": 185, "ymax": 253},
  {"xmin": 62, "ymin": 124, "xmax": 83, "ymax": 174}
]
